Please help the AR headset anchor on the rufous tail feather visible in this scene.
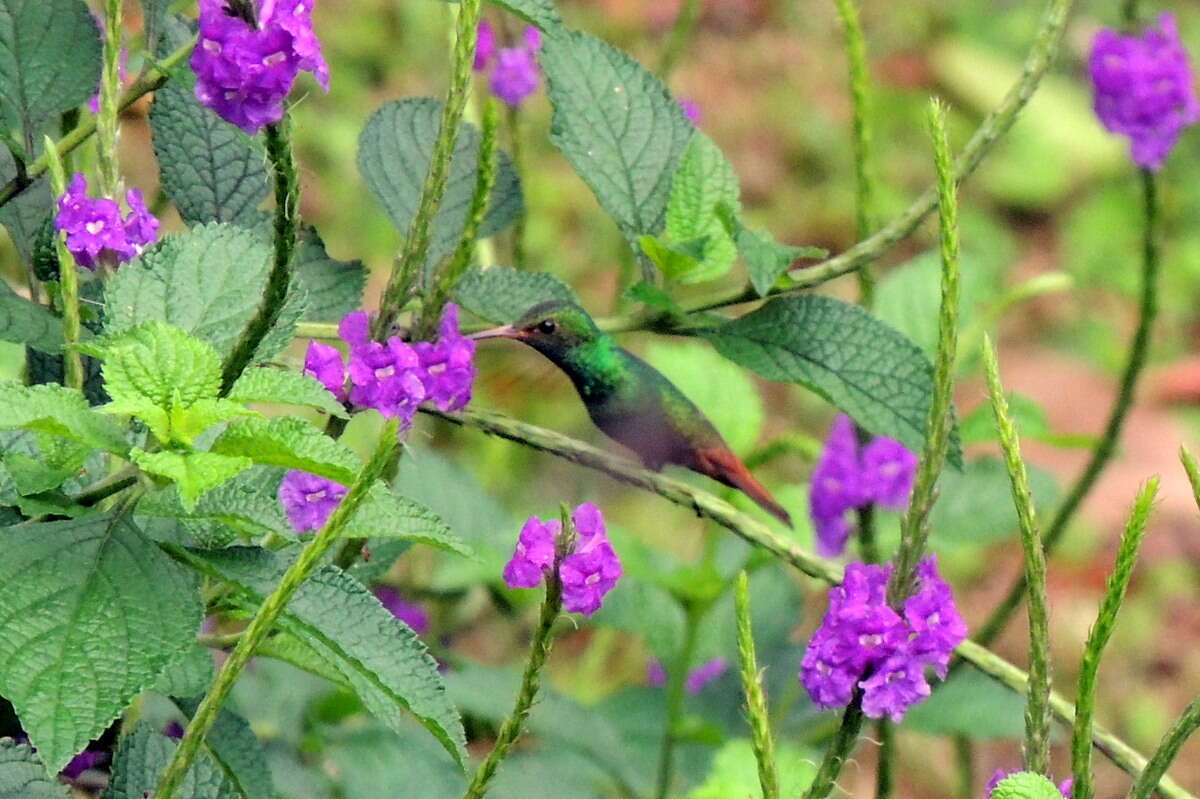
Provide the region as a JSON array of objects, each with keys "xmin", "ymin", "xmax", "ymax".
[{"xmin": 692, "ymin": 446, "xmax": 793, "ymax": 528}]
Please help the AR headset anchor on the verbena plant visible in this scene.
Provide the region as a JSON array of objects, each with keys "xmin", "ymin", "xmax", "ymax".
[{"xmin": 0, "ymin": 0, "xmax": 1196, "ymax": 798}]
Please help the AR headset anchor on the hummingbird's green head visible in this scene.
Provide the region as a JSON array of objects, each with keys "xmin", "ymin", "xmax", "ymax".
[{"xmin": 472, "ymin": 300, "xmax": 602, "ymax": 361}]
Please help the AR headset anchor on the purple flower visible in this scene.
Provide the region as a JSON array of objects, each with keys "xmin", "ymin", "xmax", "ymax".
[
  {"xmin": 374, "ymin": 585, "xmax": 430, "ymax": 634},
  {"xmin": 647, "ymin": 659, "xmax": 667, "ymax": 687},
  {"xmin": 163, "ymin": 721, "xmax": 185, "ymax": 739},
  {"xmin": 858, "ymin": 649, "xmax": 931, "ymax": 722},
  {"xmin": 503, "ymin": 514, "xmax": 560, "ymax": 588},
  {"xmin": 985, "ymin": 770, "xmax": 1073, "ymax": 798},
  {"xmin": 278, "ymin": 470, "xmax": 346, "ymax": 532},
  {"xmin": 685, "ymin": 657, "xmax": 728, "ymax": 694},
  {"xmin": 54, "ymin": 173, "xmax": 159, "ymax": 270},
  {"xmin": 304, "ymin": 340, "xmax": 347, "ymax": 401},
  {"xmin": 191, "ymin": 0, "xmax": 329, "ymax": 134},
  {"xmin": 1089, "ymin": 13, "xmax": 1199, "ymax": 170},
  {"xmin": 60, "ymin": 747, "xmax": 105, "ymax": 780},
  {"xmin": 347, "ymin": 337, "xmax": 427, "ymax": 424},
  {"xmin": 475, "ymin": 18, "xmax": 496, "ymax": 71},
  {"xmin": 903, "ymin": 555, "xmax": 968, "ymax": 678},
  {"xmin": 491, "ymin": 47, "xmax": 541, "ymax": 107},
  {"xmin": 414, "ymin": 303, "xmax": 476, "ymax": 412},
  {"xmin": 861, "ymin": 438, "xmax": 918, "ymax": 511},
  {"xmin": 680, "ymin": 98, "xmax": 701, "ymax": 124}
]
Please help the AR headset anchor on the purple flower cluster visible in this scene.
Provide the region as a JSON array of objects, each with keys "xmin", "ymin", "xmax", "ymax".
[
  {"xmin": 645, "ymin": 657, "xmax": 728, "ymax": 693},
  {"xmin": 278, "ymin": 469, "xmax": 346, "ymax": 533},
  {"xmin": 985, "ymin": 770, "xmax": 1073, "ymax": 798},
  {"xmin": 503, "ymin": 502, "xmax": 622, "ymax": 616},
  {"xmin": 800, "ymin": 557, "xmax": 966, "ymax": 722},
  {"xmin": 303, "ymin": 304, "xmax": 476, "ymax": 428},
  {"xmin": 1089, "ymin": 13, "xmax": 1199, "ymax": 170},
  {"xmin": 54, "ymin": 174, "xmax": 159, "ymax": 270},
  {"xmin": 809, "ymin": 414, "xmax": 917, "ymax": 557},
  {"xmin": 474, "ymin": 19, "xmax": 542, "ymax": 107},
  {"xmin": 373, "ymin": 585, "xmax": 430, "ymax": 634},
  {"xmin": 191, "ymin": 0, "xmax": 329, "ymax": 133}
]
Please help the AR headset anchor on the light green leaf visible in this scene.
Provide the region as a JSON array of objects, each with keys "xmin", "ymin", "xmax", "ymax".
[
  {"xmin": 170, "ymin": 546, "xmax": 468, "ymax": 766},
  {"xmin": 989, "ymin": 772, "xmax": 1064, "ymax": 799},
  {"xmin": 623, "ymin": 280, "xmax": 685, "ymax": 316},
  {"xmin": 357, "ymin": 98, "xmax": 523, "ymax": 266},
  {"xmin": 0, "ymin": 0, "xmax": 101, "ymax": 137},
  {"xmin": 138, "ymin": 466, "xmax": 290, "ymax": 541},
  {"xmin": 453, "ymin": 266, "xmax": 578, "ymax": 324},
  {"xmin": 541, "ymin": 30, "xmax": 693, "ymax": 244},
  {"xmin": 716, "ymin": 207, "xmax": 827, "ymax": 297},
  {"xmin": 0, "ymin": 515, "xmax": 201, "ymax": 775},
  {"xmin": 638, "ymin": 234, "xmax": 705, "ymax": 280},
  {"xmin": 0, "ymin": 739, "xmax": 68, "ymax": 799},
  {"xmin": 103, "ymin": 724, "xmax": 237, "ymax": 799},
  {"xmin": 0, "ymin": 381, "xmax": 129, "ymax": 455},
  {"xmin": 664, "ymin": 132, "xmax": 740, "ymax": 283},
  {"xmin": 488, "ymin": 0, "xmax": 562, "ymax": 32},
  {"xmin": 0, "ymin": 293, "xmax": 64, "ymax": 353},
  {"xmin": 700, "ymin": 295, "xmax": 961, "ymax": 465},
  {"xmin": 210, "ymin": 416, "xmax": 361, "ymax": 485},
  {"xmin": 132, "ymin": 449, "xmax": 254, "ymax": 510},
  {"xmin": 1, "ymin": 451, "xmax": 77, "ymax": 496},
  {"xmin": 686, "ymin": 738, "xmax": 817, "ymax": 799},
  {"xmin": 346, "ymin": 483, "xmax": 471, "ymax": 556},
  {"xmin": 170, "ymin": 398, "xmax": 257, "ymax": 444},
  {"xmin": 83, "ymin": 321, "xmax": 223, "ymax": 410},
  {"xmin": 902, "ymin": 669, "xmax": 1025, "ymax": 739},
  {"xmin": 294, "ymin": 232, "xmax": 367, "ymax": 323},
  {"xmin": 228, "ymin": 367, "xmax": 348, "ymax": 418}
]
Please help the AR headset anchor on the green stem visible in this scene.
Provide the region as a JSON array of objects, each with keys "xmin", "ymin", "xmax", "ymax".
[
  {"xmin": 982, "ymin": 336, "xmax": 1052, "ymax": 774},
  {"xmin": 804, "ymin": 691, "xmax": 866, "ymax": 799},
  {"xmin": 0, "ymin": 37, "xmax": 195, "ymax": 211},
  {"xmin": 1071, "ymin": 479, "xmax": 1158, "ymax": 799},
  {"xmin": 374, "ymin": 0, "xmax": 482, "ymax": 339},
  {"xmin": 888, "ymin": 99, "xmax": 959, "ymax": 604},
  {"xmin": 71, "ymin": 464, "xmax": 139, "ymax": 507},
  {"xmin": 152, "ymin": 419, "xmax": 400, "ymax": 799},
  {"xmin": 875, "ymin": 720, "xmax": 894, "ymax": 799},
  {"xmin": 1180, "ymin": 446, "xmax": 1200, "ymax": 512},
  {"xmin": 96, "ymin": 0, "xmax": 123, "ymax": 198},
  {"xmin": 40, "ymin": 136, "xmax": 83, "ymax": 390},
  {"xmin": 658, "ymin": 0, "xmax": 702, "ymax": 79},
  {"xmin": 735, "ymin": 572, "xmax": 779, "ymax": 799},
  {"xmin": 972, "ymin": 168, "xmax": 1158, "ymax": 649},
  {"xmin": 1126, "ymin": 699, "xmax": 1200, "ymax": 799},
  {"xmin": 219, "ymin": 119, "xmax": 300, "ymax": 395},
  {"xmin": 655, "ymin": 603, "xmax": 701, "ymax": 799},
  {"xmin": 954, "ymin": 735, "xmax": 974, "ymax": 799},
  {"xmin": 505, "ymin": 103, "xmax": 527, "ymax": 270}
]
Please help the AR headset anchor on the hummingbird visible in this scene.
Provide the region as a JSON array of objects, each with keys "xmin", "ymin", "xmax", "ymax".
[{"xmin": 473, "ymin": 301, "xmax": 793, "ymax": 527}]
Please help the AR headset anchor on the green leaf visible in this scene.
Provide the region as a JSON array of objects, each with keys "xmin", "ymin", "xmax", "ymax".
[
  {"xmin": 211, "ymin": 416, "xmax": 361, "ymax": 485},
  {"xmin": 931, "ymin": 456, "xmax": 1058, "ymax": 550},
  {"xmin": 103, "ymin": 223, "xmax": 274, "ymax": 357},
  {"xmin": 228, "ymin": 367, "xmax": 348, "ymax": 418},
  {"xmin": 488, "ymin": 0, "xmax": 562, "ymax": 32},
  {"xmin": 637, "ymin": 234, "xmax": 705, "ymax": 280},
  {"xmin": 0, "ymin": 291, "xmax": 64, "ymax": 353},
  {"xmin": 138, "ymin": 0, "xmax": 172, "ymax": 55},
  {"xmin": 902, "ymin": 669, "xmax": 1025, "ymax": 739},
  {"xmin": 176, "ymin": 701, "xmax": 274, "ymax": 799},
  {"xmin": 170, "ymin": 398, "xmax": 257, "ymax": 445},
  {"xmin": 2, "ymin": 451, "xmax": 77, "ymax": 496},
  {"xmin": 663, "ymin": 132, "xmax": 740, "ymax": 283},
  {"xmin": 138, "ymin": 466, "xmax": 290, "ymax": 540},
  {"xmin": 716, "ymin": 207, "xmax": 827, "ymax": 297},
  {"xmin": 0, "ymin": 739, "xmax": 68, "ymax": 799},
  {"xmin": 294, "ymin": 232, "xmax": 367, "ymax": 323},
  {"xmin": 103, "ymin": 723, "xmax": 238, "ymax": 799},
  {"xmin": 132, "ymin": 449, "xmax": 254, "ymax": 510},
  {"xmin": 453, "ymin": 266, "xmax": 578, "ymax": 324},
  {"xmin": 0, "ymin": 381, "xmax": 129, "ymax": 455},
  {"xmin": 685, "ymin": 738, "xmax": 817, "ymax": 799},
  {"xmin": 151, "ymin": 644, "xmax": 215, "ymax": 698},
  {"xmin": 83, "ymin": 321, "xmax": 223, "ymax": 410},
  {"xmin": 541, "ymin": 30, "xmax": 693, "ymax": 244},
  {"xmin": 0, "ymin": 0, "xmax": 101, "ymax": 137},
  {"xmin": 149, "ymin": 77, "xmax": 270, "ymax": 227},
  {"xmin": 700, "ymin": 294, "xmax": 961, "ymax": 464},
  {"xmin": 346, "ymin": 483, "xmax": 471, "ymax": 556},
  {"xmin": 170, "ymin": 546, "xmax": 468, "ymax": 766},
  {"xmin": 357, "ymin": 98, "xmax": 523, "ymax": 265},
  {"xmin": 989, "ymin": 772, "xmax": 1064, "ymax": 799},
  {"xmin": 622, "ymin": 280, "xmax": 684, "ymax": 316},
  {"xmin": 0, "ymin": 148, "xmax": 50, "ymax": 266},
  {"xmin": 0, "ymin": 515, "xmax": 201, "ymax": 774}
]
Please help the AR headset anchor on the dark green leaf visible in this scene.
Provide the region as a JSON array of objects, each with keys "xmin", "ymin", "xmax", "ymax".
[
  {"xmin": 176, "ymin": 701, "xmax": 274, "ymax": 799},
  {"xmin": 0, "ymin": 739, "xmax": 68, "ymax": 799},
  {"xmin": 0, "ymin": 148, "xmax": 50, "ymax": 265},
  {"xmin": 453, "ymin": 266, "xmax": 578, "ymax": 324},
  {"xmin": 931, "ymin": 456, "xmax": 1058, "ymax": 549},
  {"xmin": 902, "ymin": 669, "xmax": 1025, "ymax": 739},
  {"xmin": 321, "ymin": 722, "xmax": 464, "ymax": 799},
  {"xmin": 0, "ymin": 381, "xmax": 129, "ymax": 455},
  {"xmin": 294, "ymin": 232, "xmax": 367, "ymax": 322},
  {"xmin": 346, "ymin": 483, "xmax": 471, "ymax": 556},
  {"xmin": 103, "ymin": 724, "xmax": 237, "ymax": 799},
  {"xmin": 700, "ymin": 294, "xmax": 961, "ymax": 465},
  {"xmin": 151, "ymin": 644, "xmax": 215, "ymax": 698},
  {"xmin": 357, "ymin": 98, "xmax": 523, "ymax": 265},
  {"xmin": 0, "ymin": 515, "xmax": 201, "ymax": 774},
  {"xmin": 139, "ymin": 0, "xmax": 172, "ymax": 55},
  {"xmin": 0, "ymin": 292, "xmax": 63, "ymax": 353},
  {"xmin": 138, "ymin": 466, "xmax": 290, "ymax": 541},
  {"xmin": 541, "ymin": 30, "xmax": 692, "ymax": 244},
  {"xmin": 716, "ymin": 207, "xmax": 827, "ymax": 297},
  {"xmin": 211, "ymin": 416, "xmax": 361, "ymax": 485},
  {"xmin": 489, "ymin": 0, "xmax": 563, "ymax": 32}
]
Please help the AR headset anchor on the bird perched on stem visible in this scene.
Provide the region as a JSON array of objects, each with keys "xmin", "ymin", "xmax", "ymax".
[{"xmin": 473, "ymin": 301, "xmax": 792, "ymax": 527}]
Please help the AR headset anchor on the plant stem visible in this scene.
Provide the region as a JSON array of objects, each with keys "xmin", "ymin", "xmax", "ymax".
[
  {"xmin": 1071, "ymin": 479, "xmax": 1158, "ymax": 799},
  {"xmin": 374, "ymin": 0, "xmax": 482, "ymax": 339},
  {"xmin": 971, "ymin": 168, "xmax": 1158, "ymax": 649},
  {"xmin": 152, "ymin": 419, "xmax": 401, "ymax": 799},
  {"xmin": 954, "ymin": 735, "xmax": 974, "ymax": 799},
  {"xmin": 96, "ymin": 0, "xmax": 123, "ymax": 198},
  {"xmin": 804, "ymin": 691, "xmax": 866, "ymax": 799},
  {"xmin": 982, "ymin": 335, "xmax": 1052, "ymax": 775},
  {"xmin": 658, "ymin": 0, "xmax": 702, "ymax": 79},
  {"xmin": 0, "ymin": 37, "xmax": 195, "ymax": 211},
  {"xmin": 1126, "ymin": 699, "xmax": 1200, "ymax": 799},
  {"xmin": 40, "ymin": 136, "xmax": 84, "ymax": 390},
  {"xmin": 1181, "ymin": 446, "xmax": 1200, "ymax": 512},
  {"xmin": 655, "ymin": 602, "xmax": 701, "ymax": 799},
  {"xmin": 735, "ymin": 572, "xmax": 779, "ymax": 799},
  {"xmin": 505, "ymin": 103, "xmax": 527, "ymax": 270},
  {"xmin": 71, "ymin": 464, "xmax": 139, "ymax": 507},
  {"xmin": 875, "ymin": 720, "xmax": 894, "ymax": 799},
  {"xmin": 219, "ymin": 119, "xmax": 300, "ymax": 394}
]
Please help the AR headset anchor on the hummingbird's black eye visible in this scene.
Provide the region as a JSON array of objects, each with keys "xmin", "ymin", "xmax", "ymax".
[{"xmin": 536, "ymin": 319, "xmax": 557, "ymax": 334}]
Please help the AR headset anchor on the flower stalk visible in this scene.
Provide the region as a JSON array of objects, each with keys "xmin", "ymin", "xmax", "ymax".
[
  {"xmin": 803, "ymin": 690, "xmax": 866, "ymax": 799},
  {"xmin": 735, "ymin": 571, "xmax": 779, "ymax": 799},
  {"xmin": 1126, "ymin": 699, "xmax": 1200, "ymax": 799},
  {"xmin": 96, "ymin": 0, "xmax": 123, "ymax": 198},
  {"xmin": 658, "ymin": 0, "xmax": 702, "ymax": 79},
  {"xmin": 654, "ymin": 601, "xmax": 702, "ymax": 799},
  {"xmin": 41, "ymin": 137, "xmax": 84, "ymax": 390}
]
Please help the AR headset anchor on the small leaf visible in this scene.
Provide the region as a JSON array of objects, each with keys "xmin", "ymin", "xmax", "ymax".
[
  {"xmin": 0, "ymin": 291, "xmax": 65, "ymax": 353},
  {"xmin": 103, "ymin": 723, "xmax": 238, "ymax": 799},
  {"xmin": 0, "ymin": 739, "xmax": 68, "ymax": 799},
  {"xmin": 0, "ymin": 515, "xmax": 201, "ymax": 774},
  {"xmin": 169, "ymin": 397, "xmax": 257, "ymax": 444},
  {"xmin": 453, "ymin": 266, "xmax": 578, "ymax": 324},
  {"xmin": 622, "ymin": 280, "xmax": 684, "ymax": 316},
  {"xmin": 228, "ymin": 367, "xmax": 348, "ymax": 418},
  {"xmin": 82, "ymin": 321, "xmax": 223, "ymax": 410},
  {"xmin": 211, "ymin": 416, "xmax": 361, "ymax": 485},
  {"xmin": 664, "ymin": 132, "xmax": 740, "ymax": 283},
  {"xmin": 294, "ymin": 232, "xmax": 367, "ymax": 323},
  {"xmin": 137, "ymin": 465, "xmax": 291, "ymax": 540},
  {"xmin": 0, "ymin": 381, "xmax": 129, "ymax": 455},
  {"xmin": 638, "ymin": 234, "xmax": 706, "ymax": 281},
  {"xmin": 357, "ymin": 98, "xmax": 523, "ymax": 266},
  {"xmin": 717, "ymin": 207, "xmax": 827, "ymax": 297},
  {"xmin": 346, "ymin": 483, "xmax": 471, "ymax": 556},
  {"xmin": 132, "ymin": 449, "xmax": 254, "ymax": 510},
  {"xmin": 989, "ymin": 772, "xmax": 1064, "ymax": 799},
  {"xmin": 488, "ymin": 0, "xmax": 563, "ymax": 32},
  {"xmin": 541, "ymin": 30, "xmax": 693, "ymax": 244},
  {"xmin": 700, "ymin": 294, "xmax": 960, "ymax": 464}
]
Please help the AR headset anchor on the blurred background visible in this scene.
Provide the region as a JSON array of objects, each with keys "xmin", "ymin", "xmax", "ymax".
[{"xmin": 6, "ymin": 0, "xmax": 1200, "ymax": 796}]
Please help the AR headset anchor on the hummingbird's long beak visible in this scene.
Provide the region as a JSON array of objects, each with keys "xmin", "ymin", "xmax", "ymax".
[{"xmin": 470, "ymin": 324, "xmax": 524, "ymax": 340}]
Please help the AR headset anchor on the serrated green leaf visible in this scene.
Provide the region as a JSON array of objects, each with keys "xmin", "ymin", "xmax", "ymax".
[
  {"xmin": 716, "ymin": 207, "xmax": 827, "ymax": 297},
  {"xmin": 489, "ymin": 0, "xmax": 562, "ymax": 32},
  {"xmin": 0, "ymin": 148, "xmax": 51, "ymax": 266},
  {"xmin": 169, "ymin": 546, "xmax": 468, "ymax": 766},
  {"xmin": 0, "ymin": 381, "xmax": 129, "ymax": 455},
  {"xmin": 84, "ymin": 320, "xmax": 223, "ymax": 409},
  {"xmin": 132, "ymin": 449, "xmax": 254, "ymax": 510},
  {"xmin": 346, "ymin": 483, "xmax": 470, "ymax": 556},
  {"xmin": 0, "ymin": 739, "xmax": 68, "ymax": 799},
  {"xmin": 170, "ymin": 397, "xmax": 257, "ymax": 444},
  {"xmin": 664, "ymin": 132, "xmax": 740, "ymax": 283},
  {"xmin": 0, "ymin": 515, "xmax": 201, "ymax": 774},
  {"xmin": 0, "ymin": 0, "xmax": 101, "ymax": 138},
  {"xmin": 1, "ymin": 451, "xmax": 76, "ymax": 496},
  {"xmin": 211, "ymin": 416, "xmax": 361, "ymax": 485},
  {"xmin": 103, "ymin": 724, "xmax": 238, "ymax": 799},
  {"xmin": 453, "ymin": 266, "xmax": 578, "ymax": 324},
  {"xmin": 0, "ymin": 292, "xmax": 64, "ymax": 353},
  {"xmin": 150, "ymin": 78, "xmax": 270, "ymax": 227},
  {"xmin": 294, "ymin": 232, "xmax": 367, "ymax": 322},
  {"xmin": 357, "ymin": 98, "xmax": 523, "ymax": 266},
  {"xmin": 989, "ymin": 772, "xmax": 1063, "ymax": 799},
  {"xmin": 700, "ymin": 295, "xmax": 961, "ymax": 465},
  {"xmin": 541, "ymin": 30, "xmax": 693, "ymax": 244},
  {"xmin": 229, "ymin": 367, "xmax": 348, "ymax": 418},
  {"xmin": 176, "ymin": 701, "xmax": 274, "ymax": 799},
  {"xmin": 638, "ymin": 234, "xmax": 705, "ymax": 280},
  {"xmin": 901, "ymin": 669, "xmax": 1025, "ymax": 739},
  {"xmin": 151, "ymin": 644, "xmax": 215, "ymax": 698},
  {"xmin": 103, "ymin": 224, "xmax": 275, "ymax": 357},
  {"xmin": 138, "ymin": 466, "xmax": 290, "ymax": 541},
  {"xmin": 622, "ymin": 280, "xmax": 684, "ymax": 316}
]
